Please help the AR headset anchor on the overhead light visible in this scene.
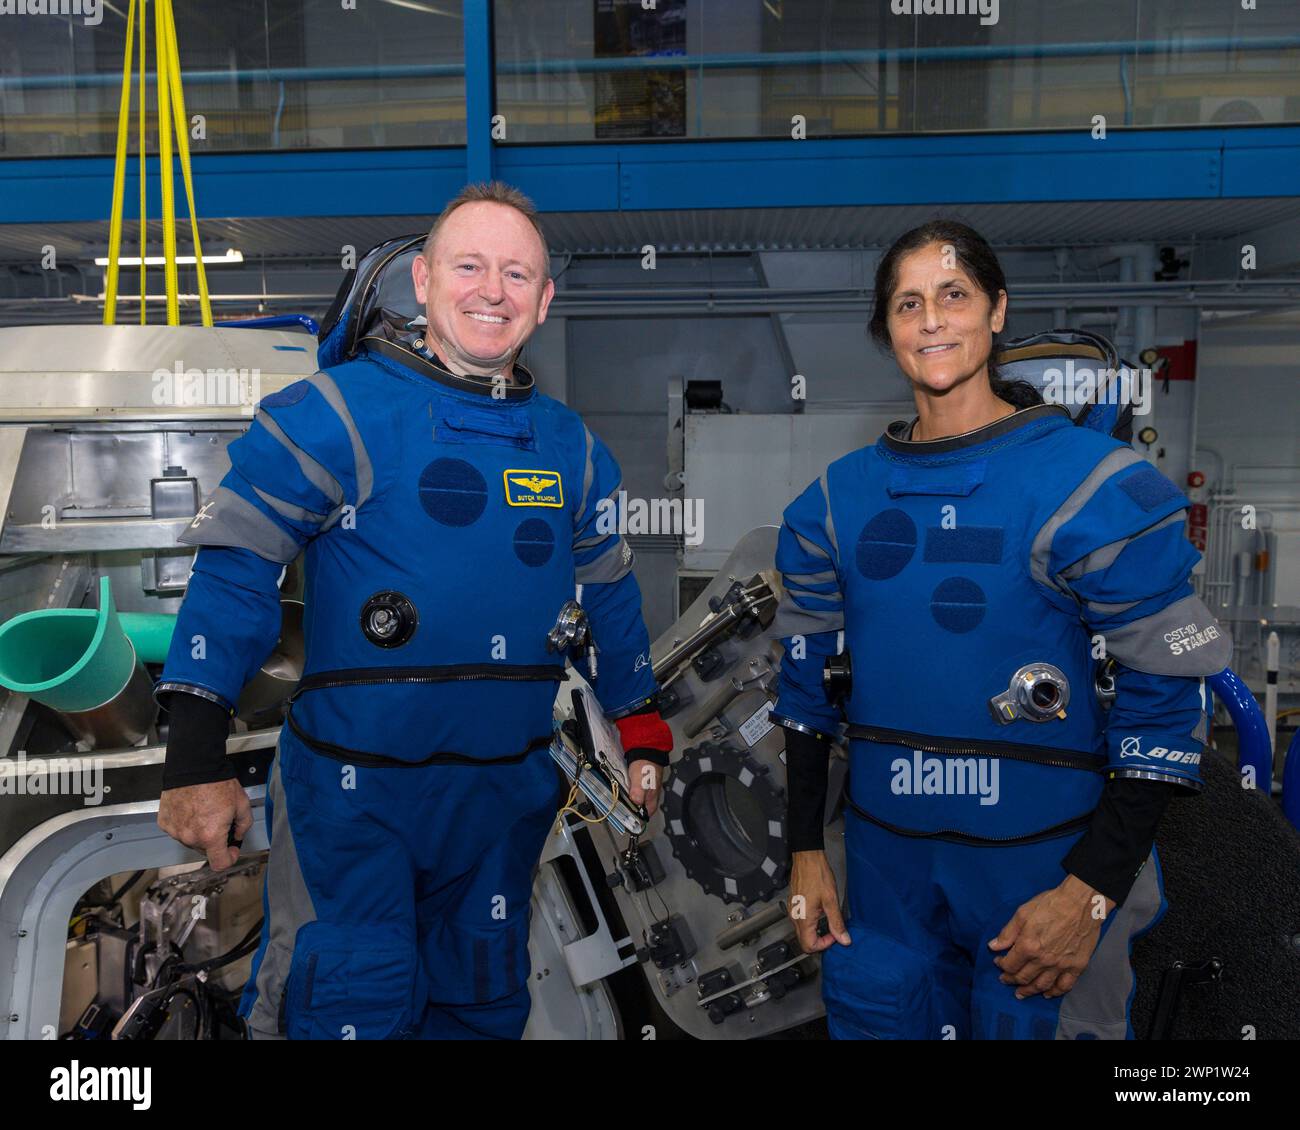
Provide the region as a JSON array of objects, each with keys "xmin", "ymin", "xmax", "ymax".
[
  {"xmin": 94, "ymin": 249, "xmax": 245, "ymax": 267},
  {"xmin": 379, "ymin": 0, "xmax": 461, "ymax": 15}
]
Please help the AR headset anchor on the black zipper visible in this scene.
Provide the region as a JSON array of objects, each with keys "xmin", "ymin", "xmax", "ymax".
[
  {"xmin": 845, "ymin": 723, "xmax": 1105, "ymax": 773},
  {"xmin": 292, "ymin": 664, "xmax": 563, "ymax": 699}
]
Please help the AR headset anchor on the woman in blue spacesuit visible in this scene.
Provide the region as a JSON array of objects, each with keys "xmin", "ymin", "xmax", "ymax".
[{"xmin": 772, "ymin": 220, "xmax": 1230, "ymax": 1040}]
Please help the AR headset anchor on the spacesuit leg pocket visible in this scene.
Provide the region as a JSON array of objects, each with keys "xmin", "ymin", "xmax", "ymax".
[
  {"xmin": 820, "ymin": 918, "xmax": 934, "ymax": 1040},
  {"xmin": 421, "ymin": 914, "xmax": 533, "ymax": 1010},
  {"xmin": 283, "ymin": 920, "xmax": 418, "ymax": 1040},
  {"xmin": 420, "ymin": 755, "xmax": 554, "ymax": 1010}
]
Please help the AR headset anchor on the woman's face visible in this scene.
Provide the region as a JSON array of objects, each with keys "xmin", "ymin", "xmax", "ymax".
[{"xmin": 885, "ymin": 242, "xmax": 1007, "ymax": 397}]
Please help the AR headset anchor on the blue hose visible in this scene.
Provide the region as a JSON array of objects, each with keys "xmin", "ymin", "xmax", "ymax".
[
  {"xmin": 1283, "ymin": 728, "xmax": 1300, "ymax": 832},
  {"xmin": 1209, "ymin": 668, "xmax": 1273, "ymax": 792}
]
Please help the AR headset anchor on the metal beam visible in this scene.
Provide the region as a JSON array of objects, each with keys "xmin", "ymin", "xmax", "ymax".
[
  {"xmin": 463, "ymin": 0, "xmax": 494, "ymax": 185},
  {"xmin": 2, "ymin": 128, "xmax": 1298, "ymax": 226}
]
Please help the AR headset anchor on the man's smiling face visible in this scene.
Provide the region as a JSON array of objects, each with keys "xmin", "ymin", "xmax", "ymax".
[{"xmin": 412, "ymin": 200, "xmax": 555, "ymax": 376}]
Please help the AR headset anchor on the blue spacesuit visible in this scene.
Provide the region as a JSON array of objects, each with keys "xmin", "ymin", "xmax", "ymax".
[
  {"xmin": 772, "ymin": 403, "xmax": 1231, "ymax": 1039},
  {"xmin": 157, "ymin": 330, "xmax": 658, "ymax": 1039}
]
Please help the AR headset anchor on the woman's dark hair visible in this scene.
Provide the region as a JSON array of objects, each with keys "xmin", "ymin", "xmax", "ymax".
[{"xmin": 869, "ymin": 219, "xmax": 1042, "ymax": 409}]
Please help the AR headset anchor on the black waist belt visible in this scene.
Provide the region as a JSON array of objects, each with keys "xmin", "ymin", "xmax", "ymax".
[
  {"xmin": 843, "ymin": 791, "xmax": 1094, "ymax": 847},
  {"xmin": 284, "ymin": 663, "xmax": 563, "ymax": 768},
  {"xmin": 844, "ymin": 723, "xmax": 1107, "ymax": 774}
]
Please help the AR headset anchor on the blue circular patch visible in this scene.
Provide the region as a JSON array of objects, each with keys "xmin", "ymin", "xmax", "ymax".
[
  {"xmin": 513, "ymin": 518, "xmax": 555, "ymax": 567},
  {"xmin": 418, "ymin": 458, "xmax": 487, "ymax": 527},
  {"xmin": 855, "ymin": 509, "xmax": 917, "ymax": 580},
  {"xmin": 930, "ymin": 577, "xmax": 986, "ymax": 633},
  {"xmin": 259, "ymin": 380, "xmax": 310, "ymax": 409}
]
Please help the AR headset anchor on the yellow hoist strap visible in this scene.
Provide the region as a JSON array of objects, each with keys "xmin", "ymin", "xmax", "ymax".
[
  {"xmin": 105, "ymin": 0, "xmax": 212, "ymax": 326},
  {"xmin": 102, "ymin": 0, "xmax": 137, "ymax": 326},
  {"xmin": 160, "ymin": 0, "xmax": 212, "ymax": 326},
  {"xmin": 138, "ymin": 0, "xmax": 147, "ymax": 323}
]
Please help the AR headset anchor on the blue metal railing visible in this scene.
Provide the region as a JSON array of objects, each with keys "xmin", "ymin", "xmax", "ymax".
[
  {"xmin": 3, "ymin": 37, "xmax": 1296, "ymax": 91},
  {"xmin": 219, "ymin": 314, "xmax": 319, "ymax": 335}
]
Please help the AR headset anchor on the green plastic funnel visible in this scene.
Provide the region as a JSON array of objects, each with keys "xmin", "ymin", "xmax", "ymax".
[{"xmin": 0, "ymin": 576, "xmax": 142, "ymax": 712}]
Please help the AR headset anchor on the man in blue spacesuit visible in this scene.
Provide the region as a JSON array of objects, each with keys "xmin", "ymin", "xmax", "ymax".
[
  {"xmin": 773, "ymin": 221, "xmax": 1231, "ymax": 1039},
  {"xmin": 155, "ymin": 182, "xmax": 673, "ymax": 1039}
]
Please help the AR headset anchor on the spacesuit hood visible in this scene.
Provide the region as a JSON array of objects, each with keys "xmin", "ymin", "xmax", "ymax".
[{"xmin": 317, "ymin": 234, "xmax": 426, "ymax": 371}]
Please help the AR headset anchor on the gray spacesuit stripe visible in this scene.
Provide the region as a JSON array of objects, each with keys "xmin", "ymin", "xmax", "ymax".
[
  {"xmin": 574, "ymin": 485, "xmax": 621, "ymax": 549},
  {"xmin": 1086, "ymin": 598, "xmax": 1140, "ymax": 615},
  {"xmin": 784, "ymin": 579, "xmax": 843, "ymax": 607},
  {"xmin": 245, "ymin": 757, "xmax": 318, "ymax": 1040},
  {"xmin": 578, "ymin": 426, "xmax": 596, "ymax": 521},
  {"xmin": 176, "ymin": 485, "xmax": 301, "ymax": 563},
  {"xmin": 793, "ymin": 531, "xmax": 834, "ymax": 563},
  {"xmin": 252, "ymin": 485, "xmax": 328, "ymax": 525},
  {"xmin": 786, "ymin": 568, "xmax": 838, "ymax": 586},
  {"xmin": 1055, "ymin": 851, "xmax": 1162, "ymax": 1040},
  {"xmin": 1100, "ymin": 593, "xmax": 1233, "ymax": 676},
  {"xmin": 817, "ymin": 472, "xmax": 840, "ymax": 561},
  {"xmin": 574, "ymin": 536, "xmax": 632, "ymax": 584},
  {"xmin": 306, "ymin": 370, "xmax": 373, "ymax": 509},
  {"xmin": 1031, "ymin": 447, "xmax": 1144, "ymax": 594},
  {"xmin": 770, "ymin": 596, "xmax": 845, "ymax": 638},
  {"xmin": 1060, "ymin": 511, "xmax": 1186, "ymax": 584},
  {"xmin": 256, "ymin": 409, "xmax": 345, "ymax": 510}
]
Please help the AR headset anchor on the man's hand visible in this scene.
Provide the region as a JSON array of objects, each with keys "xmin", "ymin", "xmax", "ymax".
[
  {"xmin": 626, "ymin": 759, "xmax": 663, "ymax": 817},
  {"xmin": 789, "ymin": 849, "xmax": 851, "ymax": 954},
  {"xmin": 157, "ymin": 779, "xmax": 254, "ymax": 871},
  {"xmin": 988, "ymin": 874, "xmax": 1115, "ymax": 1000}
]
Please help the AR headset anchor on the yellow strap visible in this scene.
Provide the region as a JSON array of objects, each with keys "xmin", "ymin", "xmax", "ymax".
[
  {"xmin": 154, "ymin": 0, "xmax": 178, "ymax": 325},
  {"xmin": 161, "ymin": 0, "xmax": 212, "ymax": 327},
  {"xmin": 138, "ymin": 0, "xmax": 147, "ymax": 323},
  {"xmin": 102, "ymin": 0, "xmax": 137, "ymax": 326}
]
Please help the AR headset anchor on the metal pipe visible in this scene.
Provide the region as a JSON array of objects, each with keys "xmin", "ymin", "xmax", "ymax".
[
  {"xmin": 716, "ymin": 903, "xmax": 788, "ymax": 950},
  {"xmin": 1210, "ymin": 668, "xmax": 1273, "ymax": 790}
]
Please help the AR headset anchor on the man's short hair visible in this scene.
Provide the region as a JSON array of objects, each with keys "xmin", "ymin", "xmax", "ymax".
[{"xmin": 422, "ymin": 181, "xmax": 551, "ymax": 280}]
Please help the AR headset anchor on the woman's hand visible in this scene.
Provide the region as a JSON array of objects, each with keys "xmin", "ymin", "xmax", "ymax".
[
  {"xmin": 987, "ymin": 874, "xmax": 1115, "ymax": 999},
  {"xmin": 789, "ymin": 849, "xmax": 852, "ymax": 953},
  {"xmin": 626, "ymin": 758, "xmax": 663, "ymax": 817}
]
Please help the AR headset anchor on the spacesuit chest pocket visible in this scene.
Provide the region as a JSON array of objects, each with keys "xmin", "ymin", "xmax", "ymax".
[
  {"xmin": 435, "ymin": 403, "xmax": 536, "ymax": 451},
  {"xmin": 283, "ymin": 921, "xmax": 417, "ymax": 1040},
  {"xmin": 885, "ymin": 459, "xmax": 986, "ymax": 498}
]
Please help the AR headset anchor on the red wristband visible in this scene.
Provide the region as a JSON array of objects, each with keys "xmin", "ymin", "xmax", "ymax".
[{"xmin": 615, "ymin": 710, "xmax": 673, "ymax": 756}]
